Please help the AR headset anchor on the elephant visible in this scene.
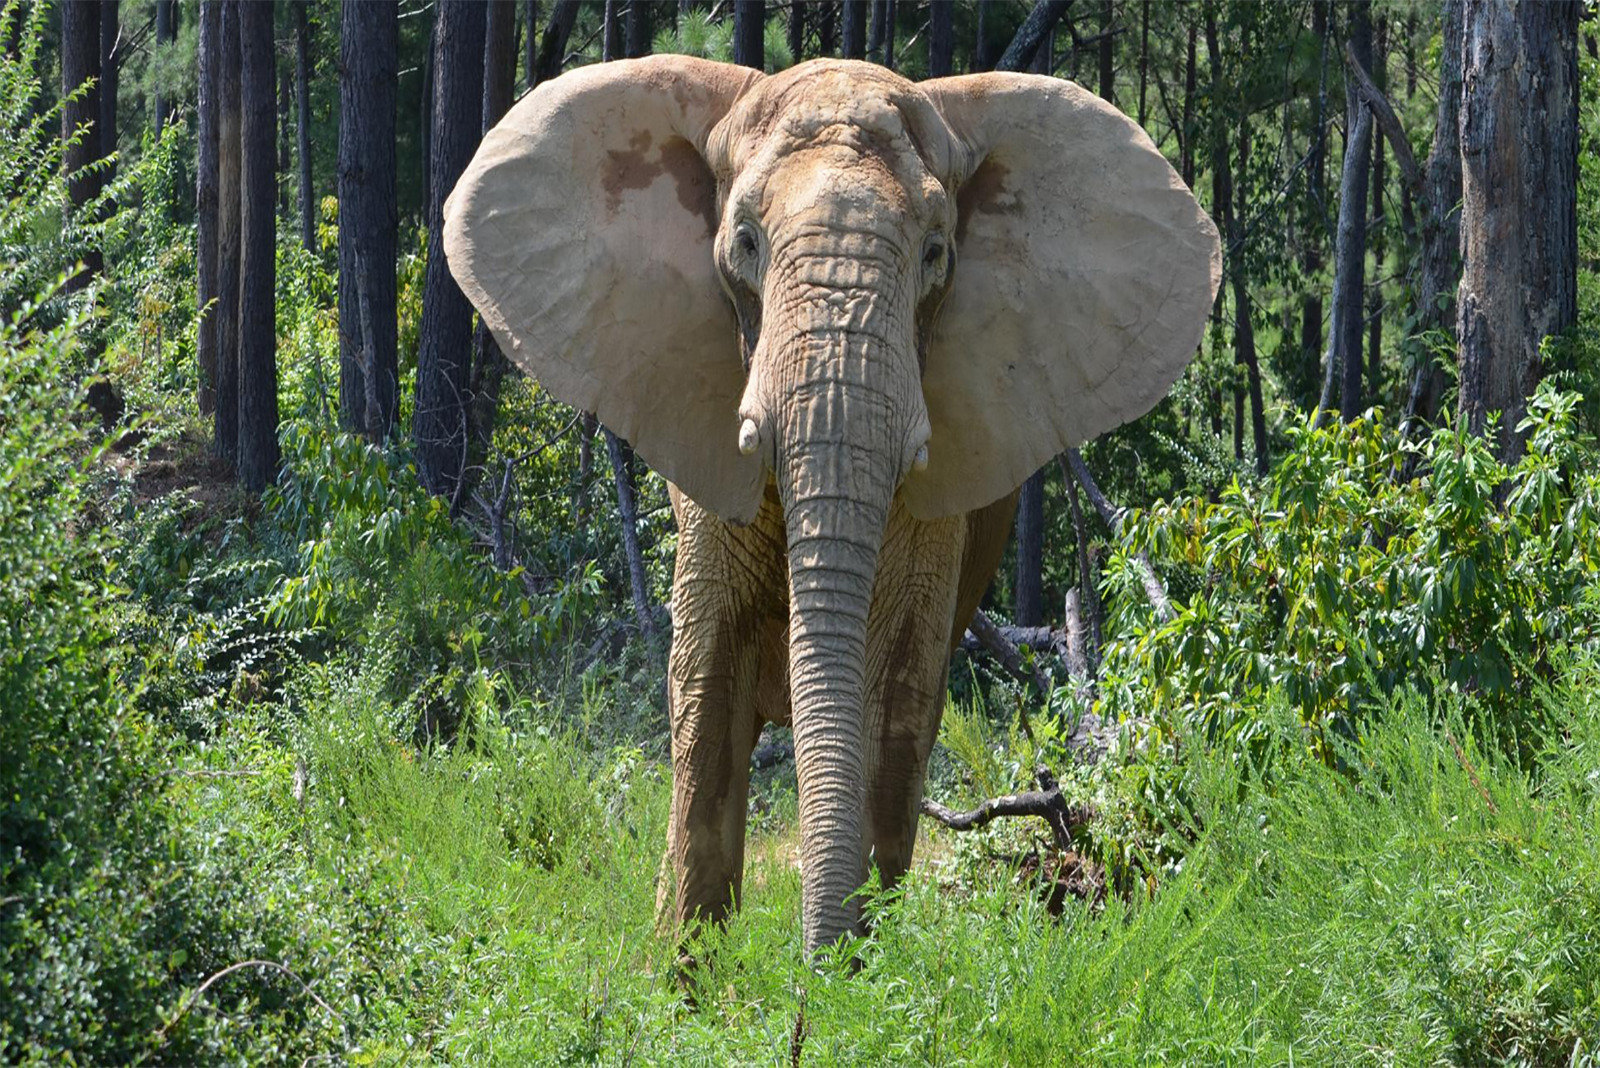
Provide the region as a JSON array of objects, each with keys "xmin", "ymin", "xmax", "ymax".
[{"xmin": 443, "ymin": 56, "xmax": 1219, "ymax": 954}]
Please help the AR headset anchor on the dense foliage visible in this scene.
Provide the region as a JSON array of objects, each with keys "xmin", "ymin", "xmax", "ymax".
[{"xmin": 6, "ymin": 1, "xmax": 1600, "ymax": 1063}]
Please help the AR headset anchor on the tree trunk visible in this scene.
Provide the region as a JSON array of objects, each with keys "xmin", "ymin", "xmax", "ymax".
[
  {"xmin": 414, "ymin": 0, "xmax": 487, "ymax": 504},
  {"xmin": 1299, "ymin": 0, "xmax": 1329, "ymax": 412},
  {"xmin": 1366, "ymin": 14, "xmax": 1386, "ymax": 403},
  {"xmin": 237, "ymin": 0, "xmax": 279, "ymax": 492},
  {"xmin": 817, "ymin": 1, "xmax": 836, "ymax": 57},
  {"xmin": 789, "ymin": 0, "xmax": 806, "ymax": 64},
  {"xmin": 214, "ymin": 0, "xmax": 241, "ymax": 464},
  {"xmin": 928, "ymin": 0, "xmax": 952, "ymax": 77},
  {"xmin": 867, "ymin": 0, "xmax": 884, "ymax": 61},
  {"xmin": 533, "ymin": 0, "xmax": 580, "ymax": 85},
  {"xmin": 1338, "ymin": 1, "xmax": 1373, "ymax": 422},
  {"xmin": 294, "ymin": 0, "xmax": 315, "ymax": 253},
  {"xmin": 197, "ymin": 0, "xmax": 221, "ymax": 417},
  {"xmin": 419, "ymin": 17, "xmax": 433, "ymax": 214},
  {"xmin": 1098, "ymin": 0, "xmax": 1113, "ymax": 102},
  {"xmin": 469, "ymin": 0, "xmax": 518, "ymax": 458},
  {"xmin": 338, "ymin": 0, "xmax": 398, "ymax": 440},
  {"xmin": 734, "ymin": 1, "xmax": 764, "ymax": 68},
  {"xmin": 1205, "ymin": 10, "xmax": 1267, "ymax": 473},
  {"xmin": 277, "ymin": 62, "xmax": 292, "ymax": 218},
  {"xmin": 1235, "ymin": 114, "xmax": 1267, "ymax": 474},
  {"xmin": 841, "ymin": 0, "xmax": 866, "ymax": 60},
  {"xmin": 607, "ymin": 431, "xmax": 656, "ymax": 641},
  {"xmin": 1457, "ymin": 0, "xmax": 1578, "ymax": 463},
  {"xmin": 997, "ymin": 0, "xmax": 1071, "ymax": 73},
  {"xmin": 1181, "ymin": 18, "xmax": 1196, "ymax": 187},
  {"xmin": 627, "ymin": 0, "xmax": 653, "ymax": 58},
  {"xmin": 524, "ymin": 0, "xmax": 538, "ymax": 91},
  {"xmin": 1402, "ymin": 0, "xmax": 1463, "ymax": 440},
  {"xmin": 60, "ymin": 0, "xmax": 101, "ymax": 290},
  {"xmin": 602, "ymin": 0, "xmax": 622, "ymax": 62},
  {"xmin": 1014, "ymin": 469, "xmax": 1044, "ymax": 626},
  {"xmin": 98, "ymin": 0, "xmax": 117, "ymax": 185},
  {"xmin": 154, "ymin": 0, "xmax": 175, "ymax": 138},
  {"xmin": 1137, "ymin": 0, "xmax": 1149, "ymax": 125},
  {"xmin": 974, "ymin": 0, "xmax": 990, "ymax": 72},
  {"xmin": 881, "ymin": 0, "xmax": 895, "ymax": 68}
]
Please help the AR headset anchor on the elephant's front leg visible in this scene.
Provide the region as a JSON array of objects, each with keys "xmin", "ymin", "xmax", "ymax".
[
  {"xmin": 859, "ymin": 497, "xmax": 969, "ymax": 891},
  {"xmin": 663, "ymin": 486, "xmax": 786, "ymax": 935}
]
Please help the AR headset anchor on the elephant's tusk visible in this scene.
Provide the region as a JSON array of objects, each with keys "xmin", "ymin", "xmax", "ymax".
[
  {"xmin": 738, "ymin": 418, "xmax": 760, "ymax": 456},
  {"xmin": 913, "ymin": 443, "xmax": 928, "ymax": 471}
]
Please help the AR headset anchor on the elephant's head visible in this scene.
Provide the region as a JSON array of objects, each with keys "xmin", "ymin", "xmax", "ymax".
[{"xmin": 444, "ymin": 57, "xmax": 1219, "ymax": 952}]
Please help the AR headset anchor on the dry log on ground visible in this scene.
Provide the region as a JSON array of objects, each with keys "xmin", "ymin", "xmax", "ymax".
[{"xmin": 920, "ymin": 764, "xmax": 1094, "ymax": 851}]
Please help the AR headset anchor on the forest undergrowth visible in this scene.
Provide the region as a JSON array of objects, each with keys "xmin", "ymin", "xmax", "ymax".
[{"xmin": 8, "ymin": 3, "xmax": 1600, "ymax": 1064}]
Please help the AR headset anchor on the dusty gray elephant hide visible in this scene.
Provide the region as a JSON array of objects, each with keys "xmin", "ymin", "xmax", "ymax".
[{"xmin": 444, "ymin": 57, "xmax": 1219, "ymax": 954}]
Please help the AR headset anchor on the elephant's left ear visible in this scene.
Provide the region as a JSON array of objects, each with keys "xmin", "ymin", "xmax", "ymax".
[{"xmin": 904, "ymin": 74, "xmax": 1221, "ymax": 520}]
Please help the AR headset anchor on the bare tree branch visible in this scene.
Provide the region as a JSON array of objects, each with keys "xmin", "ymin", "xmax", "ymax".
[
  {"xmin": 1059, "ymin": 451, "xmax": 1173, "ymax": 622},
  {"xmin": 921, "ymin": 765, "xmax": 1093, "ymax": 851},
  {"xmin": 1343, "ymin": 40, "xmax": 1422, "ymax": 196}
]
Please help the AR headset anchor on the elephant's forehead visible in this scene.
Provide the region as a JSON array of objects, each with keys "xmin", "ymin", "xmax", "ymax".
[{"xmin": 720, "ymin": 63, "xmax": 941, "ymax": 183}]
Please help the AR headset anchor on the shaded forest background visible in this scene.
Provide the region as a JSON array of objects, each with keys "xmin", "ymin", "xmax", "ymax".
[{"xmin": 7, "ymin": 0, "xmax": 1600, "ymax": 1063}]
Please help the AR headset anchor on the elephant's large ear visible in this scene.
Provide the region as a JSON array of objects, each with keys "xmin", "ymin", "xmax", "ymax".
[
  {"xmin": 904, "ymin": 74, "xmax": 1221, "ymax": 520},
  {"xmin": 445, "ymin": 57, "xmax": 765, "ymax": 523}
]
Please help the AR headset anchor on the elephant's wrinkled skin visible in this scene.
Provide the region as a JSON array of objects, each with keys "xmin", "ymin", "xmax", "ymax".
[{"xmin": 444, "ymin": 57, "xmax": 1220, "ymax": 954}]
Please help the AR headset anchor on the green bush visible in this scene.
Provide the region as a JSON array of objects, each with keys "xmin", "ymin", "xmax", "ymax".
[{"xmin": 1099, "ymin": 386, "xmax": 1600, "ymax": 753}]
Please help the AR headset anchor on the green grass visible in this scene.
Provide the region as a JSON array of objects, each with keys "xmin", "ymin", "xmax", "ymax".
[{"xmin": 167, "ymin": 655, "xmax": 1600, "ymax": 1066}]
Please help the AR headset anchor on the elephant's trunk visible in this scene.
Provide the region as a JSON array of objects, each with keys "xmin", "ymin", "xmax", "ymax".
[
  {"xmin": 782, "ymin": 426, "xmax": 889, "ymax": 953},
  {"xmin": 767, "ymin": 292, "xmax": 921, "ymax": 953}
]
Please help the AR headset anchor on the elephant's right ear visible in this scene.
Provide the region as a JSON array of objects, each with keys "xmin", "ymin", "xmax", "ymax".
[{"xmin": 444, "ymin": 57, "xmax": 765, "ymax": 523}]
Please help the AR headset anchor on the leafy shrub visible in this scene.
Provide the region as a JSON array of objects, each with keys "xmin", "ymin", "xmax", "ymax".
[{"xmin": 1099, "ymin": 386, "xmax": 1600, "ymax": 754}]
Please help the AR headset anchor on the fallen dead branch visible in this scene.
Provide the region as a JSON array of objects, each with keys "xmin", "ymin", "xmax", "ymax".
[{"xmin": 921, "ymin": 764, "xmax": 1094, "ymax": 851}]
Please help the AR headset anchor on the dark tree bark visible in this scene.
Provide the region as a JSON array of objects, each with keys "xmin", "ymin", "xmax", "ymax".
[
  {"xmin": 1137, "ymin": 0, "xmax": 1148, "ymax": 125},
  {"xmin": 98, "ymin": 0, "xmax": 117, "ymax": 184},
  {"xmin": 607, "ymin": 431, "xmax": 657, "ymax": 641},
  {"xmin": 1339, "ymin": 1, "xmax": 1373, "ymax": 422},
  {"xmin": 294, "ymin": 0, "xmax": 315, "ymax": 253},
  {"xmin": 1205, "ymin": 10, "xmax": 1267, "ymax": 473},
  {"xmin": 789, "ymin": 0, "xmax": 806, "ymax": 64},
  {"xmin": 237, "ymin": 0, "xmax": 279, "ymax": 492},
  {"xmin": 214, "ymin": 0, "xmax": 241, "ymax": 463},
  {"xmin": 277, "ymin": 62, "xmax": 291, "ymax": 217},
  {"xmin": 734, "ymin": 1, "xmax": 764, "ymax": 69},
  {"xmin": 817, "ymin": 1, "xmax": 836, "ymax": 56},
  {"xmin": 1366, "ymin": 14, "xmax": 1387, "ymax": 402},
  {"xmin": 534, "ymin": 0, "xmax": 580, "ymax": 85},
  {"xmin": 1014, "ymin": 469, "xmax": 1045, "ymax": 626},
  {"xmin": 338, "ymin": 0, "xmax": 398, "ymax": 441},
  {"xmin": 1401, "ymin": 0, "xmax": 1463, "ymax": 439},
  {"xmin": 419, "ymin": 17, "xmax": 433, "ymax": 211},
  {"xmin": 867, "ymin": 0, "xmax": 885, "ymax": 61},
  {"xmin": 880, "ymin": 0, "xmax": 895, "ymax": 68},
  {"xmin": 154, "ymin": 0, "xmax": 175, "ymax": 138},
  {"xmin": 974, "ymin": 0, "xmax": 990, "ymax": 72},
  {"xmin": 60, "ymin": 0, "xmax": 101, "ymax": 290},
  {"xmin": 1457, "ymin": 0, "xmax": 1578, "ymax": 463},
  {"xmin": 997, "ymin": 1, "xmax": 1071, "ymax": 73},
  {"xmin": 1098, "ymin": 0, "xmax": 1113, "ymax": 101},
  {"xmin": 196, "ymin": 0, "xmax": 220, "ymax": 416},
  {"xmin": 841, "ymin": 0, "xmax": 866, "ymax": 59},
  {"xmin": 1181, "ymin": 18, "xmax": 1195, "ymax": 187},
  {"xmin": 414, "ymin": 0, "xmax": 487, "ymax": 503},
  {"xmin": 928, "ymin": 0, "xmax": 952, "ymax": 77},
  {"xmin": 1299, "ymin": 0, "xmax": 1329, "ymax": 411},
  {"xmin": 524, "ymin": 0, "xmax": 538, "ymax": 91},
  {"xmin": 626, "ymin": 0, "xmax": 652, "ymax": 58},
  {"xmin": 602, "ymin": 0, "xmax": 622, "ymax": 62},
  {"xmin": 468, "ymin": 0, "xmax": 518, "ymax": 458}
]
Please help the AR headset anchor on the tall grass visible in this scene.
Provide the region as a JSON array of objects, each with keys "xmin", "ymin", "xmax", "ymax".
[{"xmin": 168, "ymin": 650, "xmax": 1600, "ymax": 1065}]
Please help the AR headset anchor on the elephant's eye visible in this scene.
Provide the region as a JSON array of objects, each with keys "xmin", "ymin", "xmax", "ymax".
[
  {"xmin": 734, "ymin": 223, "xmax": 760, "ymax": 262},
  {"xmin": 921, "ymin": 235, "xmax": 950, "ymax": 290}
]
